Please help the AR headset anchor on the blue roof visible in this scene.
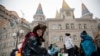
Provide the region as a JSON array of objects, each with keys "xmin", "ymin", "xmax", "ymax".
[
  {"xmin": 36, "ymin": 3, "xmax": 44, "ymax": 15},
  {"xmin": 82, "ymin": 3, "xmax": 91, "ymax": 16}
]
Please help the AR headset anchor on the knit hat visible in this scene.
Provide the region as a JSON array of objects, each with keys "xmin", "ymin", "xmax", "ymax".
[
  {"xmin": 80, "ymin": 30, "xmax": 93, "ymax": 40},
  {"xmin": 80, "ymin": 30, "xmax": 87, "ymax": 39}
]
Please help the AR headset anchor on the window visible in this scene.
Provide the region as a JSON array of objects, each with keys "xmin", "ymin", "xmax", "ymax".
[
  {"xmin": 66, "ymin": 11, "xmax": 71, "ymax": 16},
  {"xmin": 79, "ymin": 24, "xmax": 82, "ymax": 29},
  {"xmin": 40, "ymin": 18, "xmax": 42, "ymax": 20},
  {"xmin": 3, "ymin": 27, "xmax": 6, "ymax": 30},
  {"xmin": 98, "ymin": 23, "xmax": 100, "ymax": 29},
  {"xmin": 4, "ymin": 43, "xmax": 6, "ymax": 48},
  {"xmin": 71, "ymin": 23, "xmax": 74, "ymax": 29},
  {"xmin": 2, "ymin": 52, "xmax": 7, "ymax": 56},
  {"xmin": 9, "ymin": 20, "xmax": 14, "ymax": 27},
  {"xmin": 61, "ymin": 14, "xmax": 65, "ymax": 19},
  {"xmin": 1, "ymin": 43, "xmax": 3, "ymax": 48},
  {"xmin": 73, "ymin": 35, "xmax": 77, "ymax": 41},
  {"xmin": 2, "ymin": 35, "xmax": 6, "ymax": 40},
  {"xmin": 0, "ymin": 35, "xmax": 3, "ymax": 40},
  {"xmin": 13, "ymin": 16, "xmax": 17, "ymax": 19},
  {"xmin": 52, "ymin": 24, "xmax": 57, "ymax": 29},
  {"xmin": 66, "ymin": 24, "xmax": 69, "ymax": 29},
  {"xmin": 6, "ymin": 13, "xmax": 8, "ymax": 15},
  {"xmin": 0, "ymin": 14, "xmax": 4, "ymax": 18},
  {"xmin": 9, "ymin": 32, "xmax": 12, "ymax": 38},
  {"xmin": 58, "ymin": 24, "xmax": 62, "ymax": 29},
  {"xmin": 5, "ymin": 17, "xmax": 7, "ymax": 19},
  {"xmin": 59, "ymin": 35, "xmax": 63, "ymax": 42},
  {"xmin": 84, "ymin": 24, "xmax": 87, "ymax": 29},
  {"xmin": 0, "ymin": 35, "xmax": 2, "ymax": 40},
  {"xmin": 0, "ymin": 43, "xmax": 1, "ymax": 49},
  {"xmin": 6, "ymin": 42, "xmax": 10, "ymax": 48},
  {"xmin": 52, "ymin": 24, "xmax": 62, "ymax": 30},
  {"xmin": 52, "ymin": 35, "xmax": 59, "ymax": 43},
  {"xmin": 7, "ymin": 42, "xmax": 10, "ymax": 47}
]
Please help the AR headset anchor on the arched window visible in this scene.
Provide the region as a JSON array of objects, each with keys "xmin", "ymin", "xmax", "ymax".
[
  {"xmin": 84, "ymin": 24, "xmax": 87, "ymax": 29},
  {"xmin": 66, "ymin": 23, "xmax": 69, "ymax": 29},
  {"xmin": 78, "ymin": 24, "xmax": 82, "ymax": 29},
  {"xmin": 71, "ymin": 23, "xmax": 74, "ymax": 29}
]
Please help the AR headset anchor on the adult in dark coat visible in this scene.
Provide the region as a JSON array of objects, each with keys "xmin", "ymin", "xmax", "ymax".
[
  {"xmin": 80, "ymin": 30, "xmax": 97, "ymax": 56},
  {"xmin": 19, "ymin": 24, "xmax": 47, "ymax": 56}
]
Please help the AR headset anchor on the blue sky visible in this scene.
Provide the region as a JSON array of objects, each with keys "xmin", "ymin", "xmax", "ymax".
[{"xmin": 0, "ymin": 0, "xmax": 100, "ymax": 22}]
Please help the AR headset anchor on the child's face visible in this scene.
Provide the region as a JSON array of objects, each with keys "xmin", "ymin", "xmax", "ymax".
[{"xmin": 37, "ymin": 29, "xmax": 43, "ymax": 37}]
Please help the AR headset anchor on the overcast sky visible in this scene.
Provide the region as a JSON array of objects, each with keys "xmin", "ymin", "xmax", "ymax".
[{"xmin": 0, "ymin": 0, "xmax": 100, "ymax": 22}]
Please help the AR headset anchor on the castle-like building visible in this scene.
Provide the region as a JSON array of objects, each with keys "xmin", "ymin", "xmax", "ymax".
[
  {"xmin": 0, "ymin": 0, "xmax": 100, "ymax": 56},
  {"xmin": 31, "ymin": 0, "xmax": 100, "ymax": 48},
  {"xmin": 0, "ymin": 4, "xmax": 31, "ymax": 56}
]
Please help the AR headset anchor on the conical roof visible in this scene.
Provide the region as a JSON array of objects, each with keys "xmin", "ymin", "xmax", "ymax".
[
  {"xmin": 55, "ymin": 10, "xmax": 60, "ymax": 18},
  {"xmin": 36, "ymin": 3, "xmax": 44, "ymax": 15},
  {"xmin": 62, "ymin": 0, "xmax": 70, "ymax": 9},
  {"xmin": 82, "ymin": 3, "xmax": 91, "ymax": 16}
]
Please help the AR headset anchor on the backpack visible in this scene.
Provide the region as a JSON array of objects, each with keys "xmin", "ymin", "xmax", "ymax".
[{"xmin": 81, "ymin": 40, "xmax": 97, "ymax": 56}]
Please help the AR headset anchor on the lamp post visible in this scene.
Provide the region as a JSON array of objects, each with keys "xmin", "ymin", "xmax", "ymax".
[
  {"xmin": 12, "ymin": 32, "xmax": 19, "ymax": 49},
  {"xmin": 12, "ymin": 30, "xmax": 24, "ymax": 49}
]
